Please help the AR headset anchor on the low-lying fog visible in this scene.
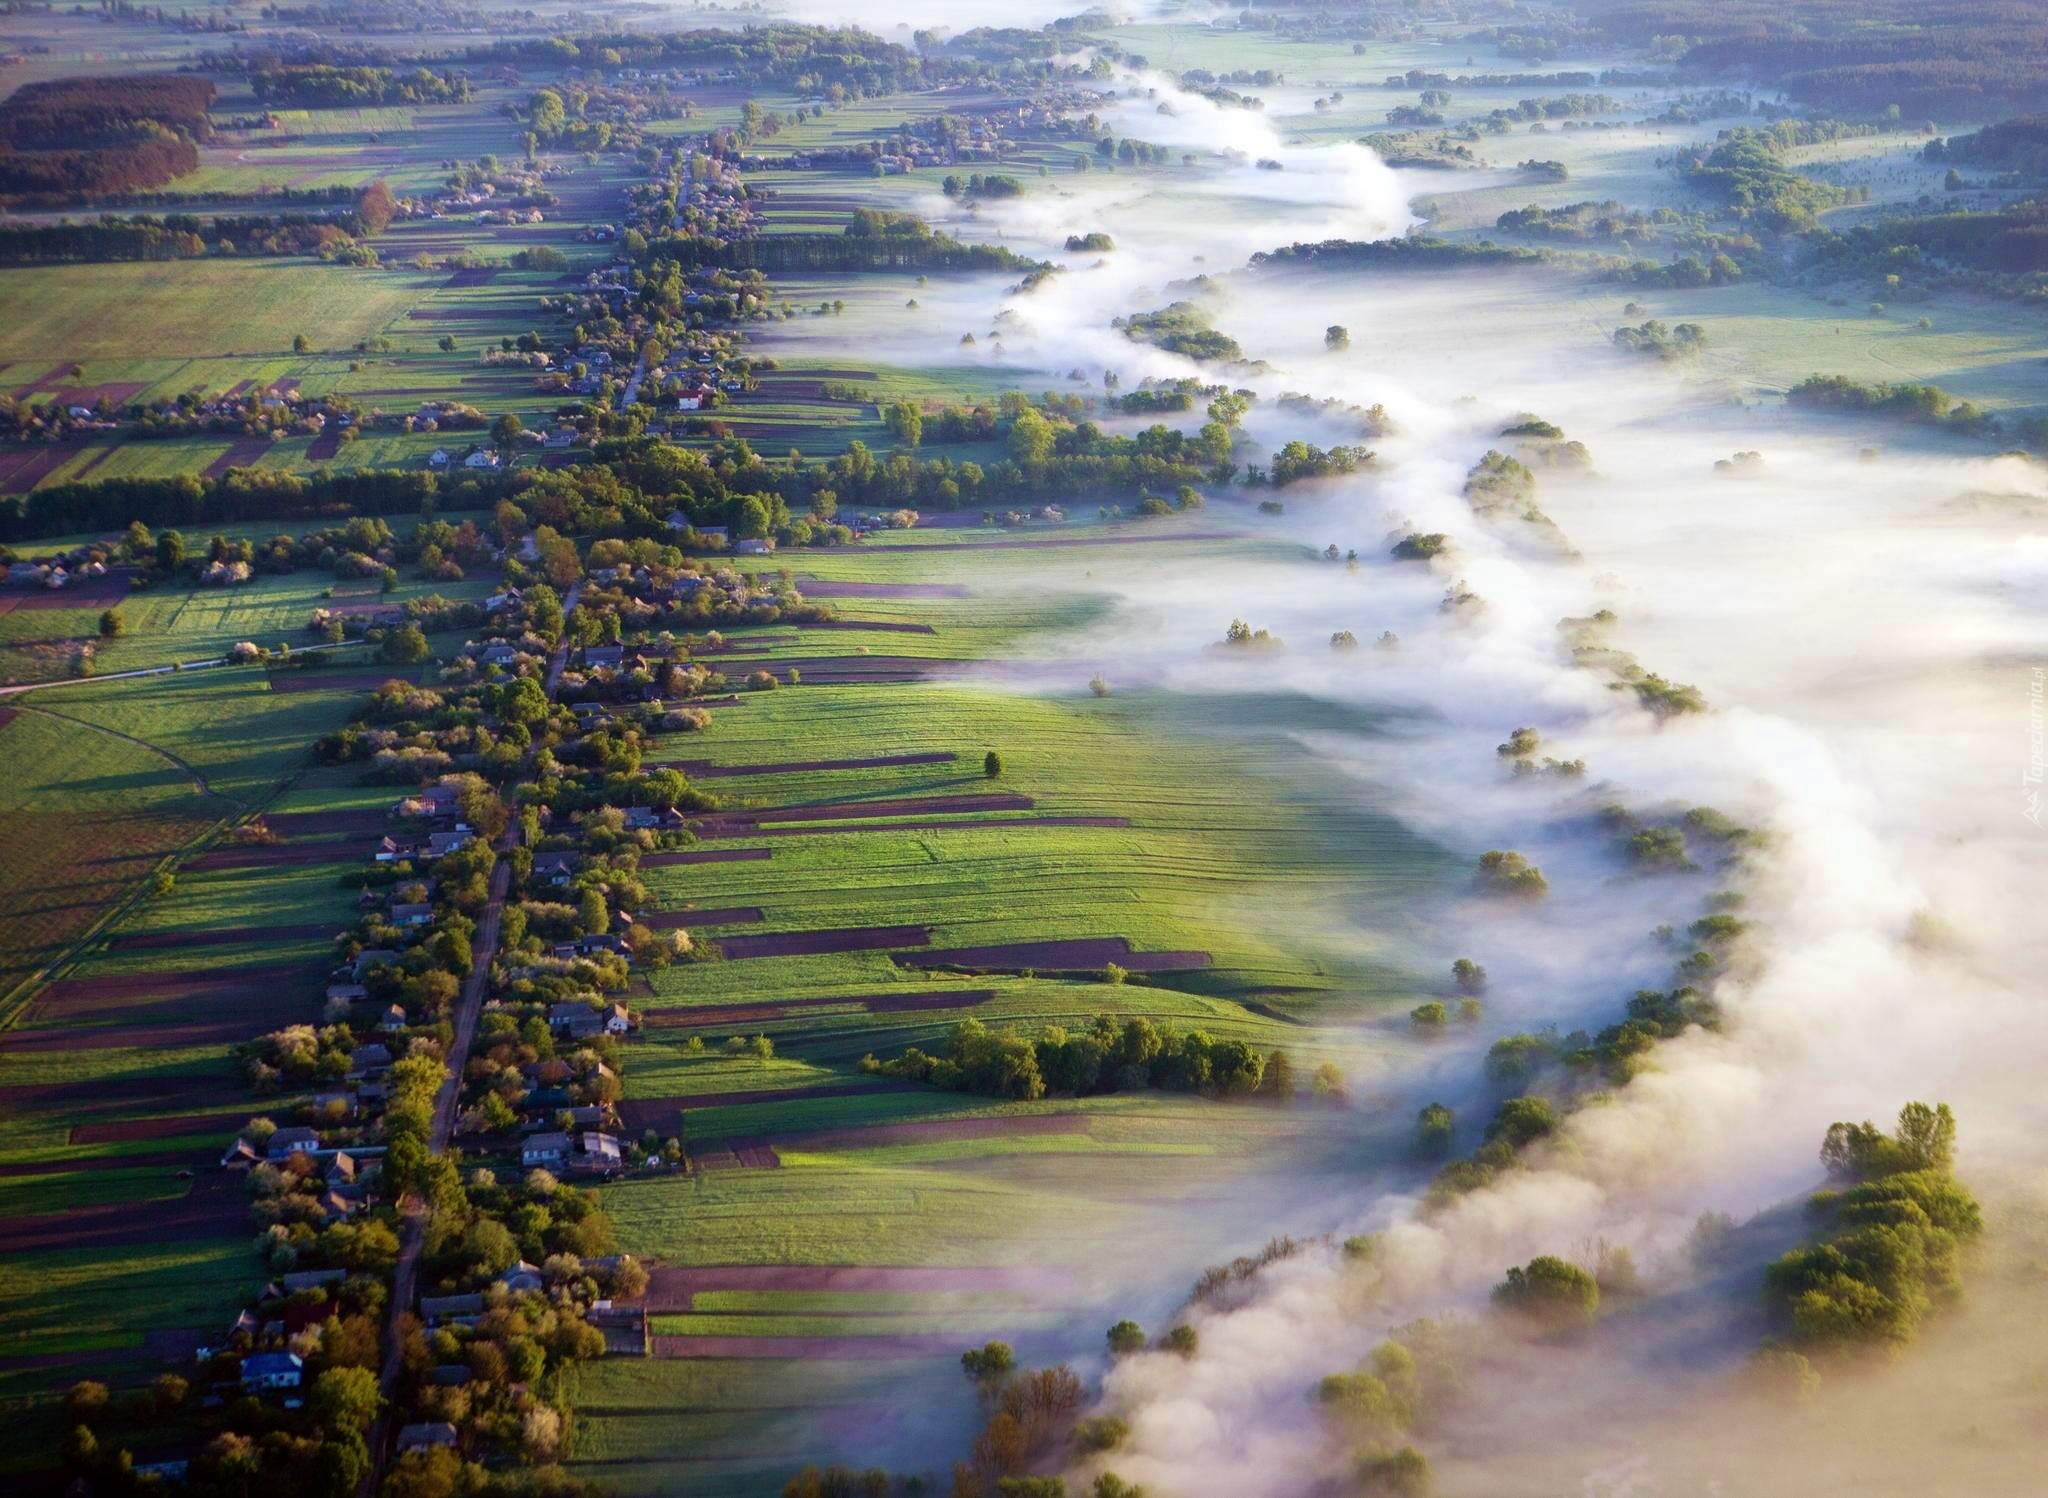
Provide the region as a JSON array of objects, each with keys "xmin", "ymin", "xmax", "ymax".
[{"xmin": 770, "ymin": 67, "xmax": 2048, "ymax": 1494}]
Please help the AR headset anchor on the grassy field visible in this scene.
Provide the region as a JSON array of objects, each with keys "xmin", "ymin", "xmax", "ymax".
[{"xmin": 549, "ymin": 528, "xmax": 1453, "ymax": 1493}]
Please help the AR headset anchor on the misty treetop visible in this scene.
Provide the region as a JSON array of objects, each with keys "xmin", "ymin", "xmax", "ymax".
[{"xmin": 1764, "ymin": 1103, "xmax": 1981, "ymax": 1358}]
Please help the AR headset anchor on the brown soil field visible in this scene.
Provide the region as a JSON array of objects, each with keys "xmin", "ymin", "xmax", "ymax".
[
  {"xmin": 109, "ymin": 922, "xmax": 334, "ymax": 951},
  {"xmin": 31, "ymin": 963, "xmax": 308, "ymax": 1018},
  {"xmin": 861, "ymin": 530, "xmax": 1232, "ymax": 552},
  {"xmin": 665, "ymin": 751, "xmax": 956, "ymax": 778},
  {"xmin": 715, "ymin": 923, "xmax": 931, "ymax": 960},
  {"xmin": 640, "ymin": 847, "xmax": 772, "ymax": 868},
  {"xmin": 896, "ymin": 938, "xmax": 1212, "ymax": 973},
  {"xmin": 3, "ymin": 1016, "xmax": 268, "ymax": 1053},
  {"xmin": 0, "ymin": 444, "xmax": 86, "ymax": 495},
  {"xmin": 650, "ymin": 1333, "xmax": 952, "ymax": 1360},
  {"xmin": 699, "ymin": 793, "xmax": 1032, "ymax": 831},
  {"xmin": 266, "ymin": 671, "xmax": 411, "ymax": 695},
  {"xmin": 202, "ymin": 436, "xmax": 272, "ymax": 480},
  {"xmin": 615, "ymin": 1081, "xmax": 915, "ymax": 1135},
  {"xmin": 0, "ymin": 1174, "xmax": 240, "ymax": 1253},
  {"xmin": 799, "ymin": 620, "xmax": 937, "ymax": 635},
  {"xmin": 186, "ymin": 842, "xmax": 354, "ymax": 871},
  {"xmin": 69, "ymin": 1108, "xmax": 251, "ymax": 1146},
  {"xmin": 732, "ymin": 814, "xmax": 1129, "ymax": 839},
  {"xmin": 792, "ymin": 580, "xmax": 969, "ymax": 599},
  {"xmin": 641, "ymin": 1261, "xmax": 1066, "ymax": 1310},
  {"xmin": 639, "ymin": 907, "xmax": 764, "ymax": 929},
  {"xmin": 638, "ymin": 989, "xmax": 992, "ymax": 1030},
  {"xmin": 9, "ymin": 568, "xmax": 134, "ymax": 610},
  {"xmin": 0, "ymin": 1149, "xmax": 192, "ymax": 1178},
  {"xmin": 71, "ymin": 443, "xmax": 120, "ymax": 481},
  {"xmin": 261, "ymin": 808, "xmax": 386, "ymax": 837}
]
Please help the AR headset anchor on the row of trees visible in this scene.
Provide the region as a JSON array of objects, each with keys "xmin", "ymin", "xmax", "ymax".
[{"xmin": 863, "ymin": 1015, "xmax": 1303, "ymax": 1103}]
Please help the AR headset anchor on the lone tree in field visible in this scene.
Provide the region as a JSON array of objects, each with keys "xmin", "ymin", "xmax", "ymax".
[
  {"xmin": 292, "ymin": 332, "xmax": 311, "ymax": 353},
  {"xmin": 98, "ymin": 609, "xmax": 123, "ymax": 638},
  {"xmin": 1325, "ymin": 324, "xmax": 1350, "ymax": 350},
  {"xmin": 984, "ymin": 751, "xmax": 1003, "ymax": 778},
  {"xmin": 492, "ymin": 412, "xmax": 525, "ymax": 451}
]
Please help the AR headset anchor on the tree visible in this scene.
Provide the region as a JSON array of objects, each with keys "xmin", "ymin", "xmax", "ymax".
[
  {"xmin": 1106, "ymin": 1319, "xmax": 1146, "ymax": 1356},
  {"xmin": 1325, "ymin": 324, "xmax": 1350, "ymax": 350},
  {"xmin": 1452, "ymin": 958, "xmax": 1486, "ymax": 994},
  {"xmin": 984, "ymin": 750, "xmax": 1003, "ymax": 779},
  {"xmin": 66, "ymin": 1381, "xmax": 109, "ymax": 1423},
  {"xmin": 883, "ymin": 401, "xmax": 923, "ymax": 447},
  {"xmin": 438, "ymin": 334, "xmax": 458, "ymax": 352},
  {"xmin": 97, "ymin": 608, "xmax": 123, "ymax": 638},
  {"xmin": 309, "ymin": 1365, "xmax": 380, "ymax": 1436},
  {"xmin": 358, "ymin": 178, "xmax": 397, "ymax": 234},
  {"xmin": 379, "ymin": 624, "xmax": 430, "ymax": 665},
  {"xmin": 1416, "ymin": 1102, "xmax": 1455, "ymax": 1156},
  {"xmin": 1492, "ymin": 1255, "xmax": 1599, "ymax": 1331},
  {"xmin": 293, "ymin": 332, "xmax": 312, "ymax": 353},
  {"xmin": 1008, "ymin": 407, "xmax": 1056, "ymax": 467},
  {"xmin": 155, "ymin": 529, "xmax": 186, "ymax": 573},
  {"xmin": 579, "ymin": 887, "xmax": 610, "ymax": 937},
  {"xmin": 492, "ymin": 412, "xmax": 525, "ymax": 451},
  {"xmin": 384, "ymin": 1446, "xmax": 465, "ymax": 1498},
  {"xmin": 960, "ymin": 1341, "xmax": 1014, "ymax": 1391}
]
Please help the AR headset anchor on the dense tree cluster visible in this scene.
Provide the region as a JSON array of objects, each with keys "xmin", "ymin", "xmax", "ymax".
[
  {"xmin": 1764, "ymin": 1103, "xmax": 1981, "ymax": 1355},
  {"xmin": 1785, "ymin": 374, "xmax": 1990, "ymax": 431},
  {"xmin": 1595, "ymin": 0, "xmax": 2048, "ymax": 115},
  {"xmin": 250, "ymin": 65, "xmax": 472, "ymax": 107},
  {"xmin": 863, "ymin": 1015, "xmax": 1294, "ymax": 1104}
]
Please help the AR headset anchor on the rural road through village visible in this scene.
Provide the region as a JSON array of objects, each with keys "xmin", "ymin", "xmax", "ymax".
[{"xmin": 363, "ymin": 584, "xmax": 580, "ymax": 1491}]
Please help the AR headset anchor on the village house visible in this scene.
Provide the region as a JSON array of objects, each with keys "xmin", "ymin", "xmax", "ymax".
[
  {"xmin": 348, "ymin": 1042, "xmax": 393, "ymax": 1079},
  {"xmin": 265, "ymin": 1126, "xmax": 321, "ymax": 1162},
  {"xmin": 389, "ymin": 902, "xmax": 434, "ymax": 927},
  {"xmin": 463, "ymin": 449, "xmax": 502, "ymax": 470},
  {"xmin": 279, "ymin": 1269, "xmax": 346, "ymax": 1296},
  {"xmin": 499, "ymin": 1261, "xmax": 545, "ymax": 1294},
  {"xmin": 352, "ymin": 949, "xmax": 400, "ymax": 978},
  {"xmin": 378, "ymin": 1004, "xmax": 409, "ymax": 1033},
  {"xmin": 220, "ymin": 1138, "xmax": 261, "ymax": 1170},
  {"xmin": 396, "ymin": 785, "xmax": 459, "ymax": 818},
  {"xmin": 583, "ymin": 644, "xmax": 625, "ymax": 671},
  {"xmin": 573, "ymin": 1132, "xmax": 624, "ymax": 1176},
  {"xmin": 691, "ymin": 525, "xmax": 730, "ymax": 548},
  {"xmin": 325, "ymin": 980, "xmax": 369, "ymax": 1005},
  {"xmin": 547, "ymin": 1002, "xmax": 604, "ymax": 1040},
  {"xmin": 735, "ymin": 537, "xmax": 774, "ymax": 556},
  {"xmin": 532, "ymin": 851, "xmax": 578, "ymax": 886},
  {"xmin": 428, "ymin": 448, "xmax": 450, "ymax": 469},
  {"xmin": 240, "ymin": 1351, "xmax": 304, "ymax": 1394},
  {"xmin": 480, "ymin": 642, "xmax": 521, "ymax": 669},
  {"xmin": 420, "ymin": 1293, "xmax": 484, "ymax": 1326},
  {"xmin": 522, "ymin": 1131, "xmax": 570, "ymax": 1168},
  {"xmin": 426, "ymin": 829, "xmax": 475, "ymax": 858},
  {"xmin": 397, "ymin": 1423, "xmax": 459, "ymax": 1454}
]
